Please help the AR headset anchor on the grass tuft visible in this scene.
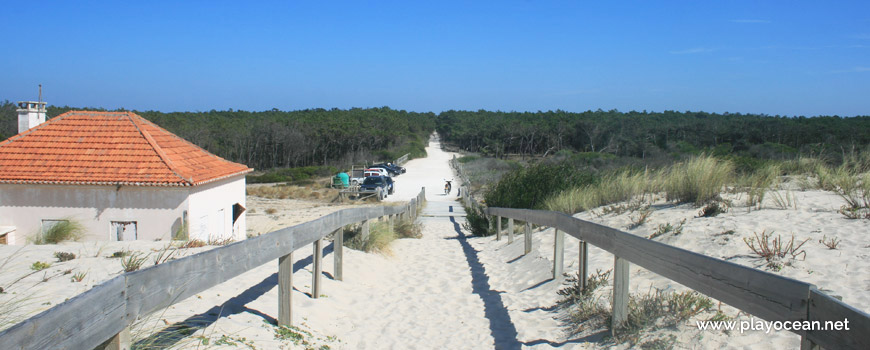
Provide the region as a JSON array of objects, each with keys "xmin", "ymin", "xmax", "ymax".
[
  {"xmin": 345, "ymin": 222, "xmax": 396, "ymax": 255},
  {"xmin": 394, "ymin": 218, "xmax": 423, "ymax": 239},
  {"xmin": 662, "ymin": 155, "xmax": 734, "ymax": 205},
  {"xmin": 31, "ymin": 219, "xmax": 85, "ymax": 244},
  {"xmin": 614, "ymin": 289, "xmax": 713, "ymax": 345},
  {"xmin": 121, "ymin": 252, "xmax": 149, "ymax": 272}
]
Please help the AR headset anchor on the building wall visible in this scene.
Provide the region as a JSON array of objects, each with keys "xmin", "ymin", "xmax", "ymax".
[
  {"xmin": 0, "ymin": 184, "xmax": 189, "ymax": 244},
  {"xmin": 186, "ymin": 175, "xmax": 247, "ymax": 242}
]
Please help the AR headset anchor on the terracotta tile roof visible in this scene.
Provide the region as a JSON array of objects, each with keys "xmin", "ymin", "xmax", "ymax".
[{"xmin": 0, "ymin": 111, "xmax": 252, "ymax": 186}]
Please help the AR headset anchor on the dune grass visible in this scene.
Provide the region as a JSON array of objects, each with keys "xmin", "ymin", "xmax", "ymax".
[
  {"xmin": 394, "ymin": 217, "xmax": 423, "ymax": 239},
  {"xmin": 30, "ymin": 219, "xmax": 85, "ymax": 244},
  {"xmin": 546, "ymin": 155, "xmax": 734, "ymax": 214},
  {"xmin": 345, "ymin": 218, "xmax": 423, "ymax": 255},
  {"xmin": 661, "ymin": 155, "xmax": 734, "ymax": 205}
]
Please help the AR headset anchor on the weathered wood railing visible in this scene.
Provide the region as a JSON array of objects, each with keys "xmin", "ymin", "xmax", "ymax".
[
  {"xmin": 0, "ymin": 188, "xmax": 426, "ymax": 350},
  {"xmin": 396, "ymin": 153, "xmax": 410, "ymax": 166},
  {"xmin": 482, "ymin": 206, "xmax": 869, "ymax": 350}
]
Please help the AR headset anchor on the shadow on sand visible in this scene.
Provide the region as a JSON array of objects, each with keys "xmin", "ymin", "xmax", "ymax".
[
  {"xmin": 448, "ymin": 214, "xmax": 522, "ymax": 350},
  {"xmin": 133, "ymin": 242, "xmax": 334, "ymax": 348}
]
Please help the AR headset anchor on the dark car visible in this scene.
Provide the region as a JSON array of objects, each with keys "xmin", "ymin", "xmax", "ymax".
[
  {"xmin": 359, "ymin": 175, "xmax": 393, "ymax": 198},
  {"xmin": 370, "ymin": 162, "xmax": 405, "ymax": 176}
]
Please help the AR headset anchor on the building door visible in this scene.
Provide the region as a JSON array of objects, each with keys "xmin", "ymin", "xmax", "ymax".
[{"xmin": 112, "ymin": 221, "xmax": 137, "ymax": 241}]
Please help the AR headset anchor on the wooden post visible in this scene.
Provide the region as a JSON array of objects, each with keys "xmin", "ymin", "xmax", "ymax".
[
  {"xmin": 334, "ymin": 228, "xmax": 344, "ymax": 281},
  {"xmin": 553, "ymin": 229, "xmax": 564, "ymax": 279},
  {"xmin": 104, "ymin": 326, "xmax": 131, "ymax": 350},
  {"xmin": 800, "ymin": 337, "xmax": 820, "ymax": 350},
  {"xmin": 278, "ymin": 252, "xmax": 294, "ymax": 326},
  {"xmin": 578, "ymin": 241, "xmax": 588, "ymax": 291},
  {"xmin": 524, "ymin": 222, "xmax": 532, "ymax": 255},
  {"xmin": 487, "ymin": 214, "xmax": 493, "ymax": 237},
  {"xmin": 389, "ymin": 214, "xmax": 395, "ymax": 233},
  {"xmin": 496, "ymin": 215, "xmax": 502, "ymax": 241},
  {"xmin": 312, "ymin": 239, "xmax": 323, "ymax": 299},
  {"xmin": 361, "ymin": 220, "xmax": 370, "ymax": 241},
  {"xmin": 612, "ymin": 256, "xmax": 629, "ymax": 331},
  {"xmin": 507, "ymin": 218, "xmax": 514, "ymax": 243}
]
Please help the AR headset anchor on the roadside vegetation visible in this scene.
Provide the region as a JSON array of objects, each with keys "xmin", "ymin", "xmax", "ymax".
[{"xmin": 343, "ymin": 217, "xmax": 422, "ymax": 255}]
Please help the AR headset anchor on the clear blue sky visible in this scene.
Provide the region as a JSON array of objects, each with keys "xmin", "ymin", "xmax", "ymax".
[{"xmin": 1, "ymin": 1, "xmax": 868, "ymax": 116}]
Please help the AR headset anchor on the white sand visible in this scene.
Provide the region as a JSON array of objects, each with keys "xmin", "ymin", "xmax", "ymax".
[{"xmin": 2, "ymin": 135, "xmax": 868, "ymax": 349}]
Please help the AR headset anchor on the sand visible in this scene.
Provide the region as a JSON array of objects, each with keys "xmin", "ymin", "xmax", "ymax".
[{"xmin": 2, "ymin": 134, "xmax": 868, "ymax": 349}]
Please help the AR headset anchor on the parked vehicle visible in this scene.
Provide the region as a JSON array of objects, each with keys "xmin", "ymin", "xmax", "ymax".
[
  {"xmin": 364, "ymin": 168, "xmax": 390, "ymax": 178},
  {"xmin": 359, "ymin": 175, "xmax": 391, "ymax": 200},
  {"xmin": 370, "ymin": 162, "xmax": 405, "ymax": 176}
]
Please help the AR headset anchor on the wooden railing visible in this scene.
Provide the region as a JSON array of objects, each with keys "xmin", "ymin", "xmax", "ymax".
[
  {"xmin": 0, "ymin": 188, "xmax": 426, "ymax": 350},
  {"xmin": 396, "ymin": 153, "xmax": 410, "ymax": 166},
  {"xmin": 479, "ymin": 206, "xmax": 870, "ymax": 350}
]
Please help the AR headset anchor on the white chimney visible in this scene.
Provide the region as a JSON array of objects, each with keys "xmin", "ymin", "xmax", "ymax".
[
  {"xmin": 17, "ymin": 85, "xmax": 47, "ymax": 134},
  {"xmin": 17, "ymin": 101, "xmax": 47, "ymax": 133}
]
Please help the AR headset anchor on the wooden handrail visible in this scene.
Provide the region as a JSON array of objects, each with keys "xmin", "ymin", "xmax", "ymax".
[
  {"xmin": 0, "ymin": 188, "xmax": 427, "ymax": 350},
  {"xmin": 484, "ymin": 206, "xmax": 870, "ymax": 350}
]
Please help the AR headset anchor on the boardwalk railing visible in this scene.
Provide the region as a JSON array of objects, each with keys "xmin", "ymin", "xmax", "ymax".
[
  {"xmin": 0, "ymin": 188, "xmax": 426, "ymax": 350},
  {"xmin": 396, "ymin": 153, "xmax": 410, "ymax": 165},
  {"xmin": 479, "ymin": 206, "xmax": 869, "ymax": 350},
  {"xmin": 447, "ymin": 154, "xmax": 868, "ymax": 349}
]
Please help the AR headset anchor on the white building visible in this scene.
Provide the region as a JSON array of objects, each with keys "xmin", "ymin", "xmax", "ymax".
[{"xmin": 0, "ymin": 107, "xmax": 252, "ymax": 244}]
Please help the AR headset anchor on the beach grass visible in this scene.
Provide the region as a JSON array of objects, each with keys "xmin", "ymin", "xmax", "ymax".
[{"xmin": 30, "ymin": 219, "xmax": 85, "ymax": 244}]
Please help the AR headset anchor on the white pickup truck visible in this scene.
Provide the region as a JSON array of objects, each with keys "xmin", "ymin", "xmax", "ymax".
[{"xmin": 350, "ymin": 168, "xmax": 389, "ymax": 186}]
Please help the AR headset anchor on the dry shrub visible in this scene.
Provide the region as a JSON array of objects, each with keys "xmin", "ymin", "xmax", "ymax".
[
  {"xmin": 743, "ymin": 230, "xmax": 809, "ymax": 270},
  {"xmin": 54, "ymin": 252, "xmax": 76, "ymax": 262}
]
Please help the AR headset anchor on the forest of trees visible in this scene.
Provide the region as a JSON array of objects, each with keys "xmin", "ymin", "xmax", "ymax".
[
  {"xmin": 436, "ymin": 109, "xmax": 870, "ymax": 162},
  {"xmin": 0, "ymin": 101, "xmax": 435, "ymax": 171},
  {"xmin": 4, "ymin": 99, "xmax": 870, "ymax": 174}
]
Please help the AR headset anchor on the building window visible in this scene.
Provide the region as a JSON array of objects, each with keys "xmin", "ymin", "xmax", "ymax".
[
  {"xmin": 232, "ymin": 203, "xmax": 245, "ymax": 224},
  {"xmin": 112, "ymin": 221, "xmax": 137, "ymax": 241}
]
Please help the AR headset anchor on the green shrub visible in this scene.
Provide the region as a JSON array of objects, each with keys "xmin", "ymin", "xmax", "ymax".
[
  {"xmin": 462, "ymin": 205, "xmax": 492, "ymax": 237},
  {"xmin": 485, "ymin": 163, "xmax": 597, "ymax": 209},
  {"xmin": 31, "ymin": 261, "xmax": 51, "ymax": 271},
  {"xmin": 247, "ymin": 165, "xmax": 339, "ymax": 184},
  {"xmin": 457, "ymin": 155, "xmax": 479, "ymax": 163},
  {"xmin": 32, "ymin": 219, "xmax": 85, "ymax": 244}
]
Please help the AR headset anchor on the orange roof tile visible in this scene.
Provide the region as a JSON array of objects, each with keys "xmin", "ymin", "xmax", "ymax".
[{"xmin": 0, "ymin": 111, "xmax": 252, "ymax": 186}]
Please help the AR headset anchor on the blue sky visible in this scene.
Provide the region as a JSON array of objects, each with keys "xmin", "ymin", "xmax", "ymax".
[{"xmin": 1, "ymin": 1, "xmax": 868, "ymax": 116}]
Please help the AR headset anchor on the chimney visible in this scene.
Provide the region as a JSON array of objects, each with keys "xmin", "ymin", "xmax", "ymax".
[{"xmin": 17, "ymin": 86, "xmax": 47, "ymax": 133}]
